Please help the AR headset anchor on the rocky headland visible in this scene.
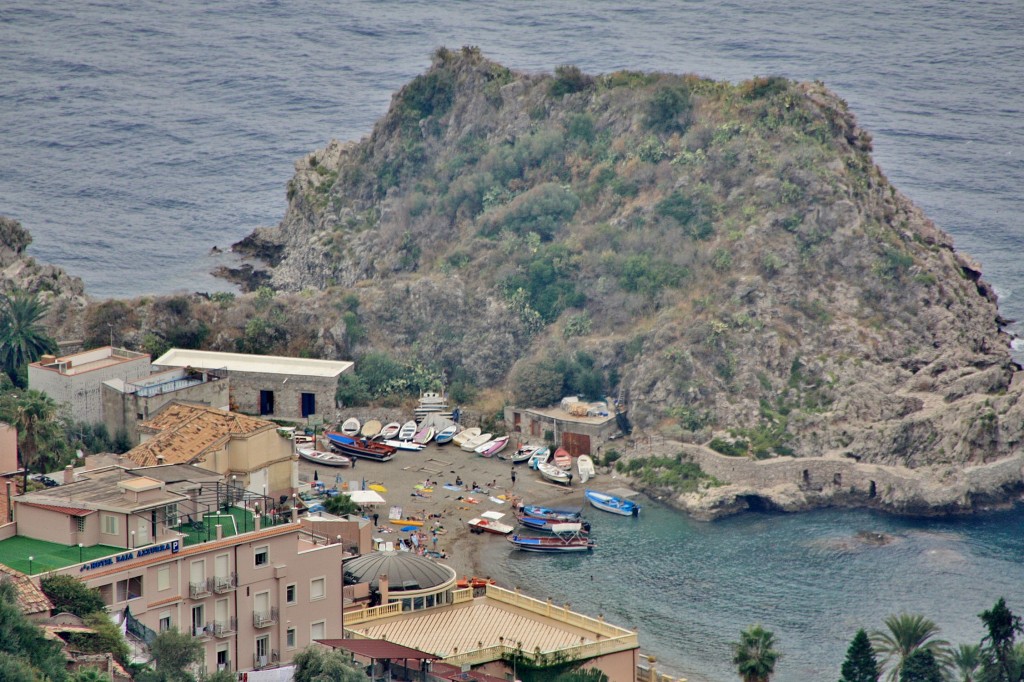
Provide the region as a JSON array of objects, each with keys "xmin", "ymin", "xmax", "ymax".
[{"xmin": 5, "ymin": 48, "xmax": 1023, "ymax": 517}]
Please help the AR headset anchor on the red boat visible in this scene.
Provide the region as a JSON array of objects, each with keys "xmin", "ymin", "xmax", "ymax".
[
  {"xmin": 553, "ymin": 447, "xmax": 572, "ymax": 470},
  {"xmin": 325, "ymin": 432, "xmax": 397, "ymax": 462}
]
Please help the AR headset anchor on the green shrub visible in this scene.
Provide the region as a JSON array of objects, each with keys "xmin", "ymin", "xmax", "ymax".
[
  {"xmin": 738, "ymin": 76, "xmax": 791, "ymax": 100},
  {"xmin": 40, "ymin": 575, "xmax": 107, "ymax": 617},
  {"xmin": 481, "ymin": 183, "xmax": 580, "ymax": 241},
  {"xmin": 709, "ymin": 437, "xmax": 749, "ymax": 457},
  {"xmin": 614, "ymin": 453, "xmax": 719, "ymax": 492},
  {"xmin": 657, "ymin": 190, "xmax": 714, "ymax": 239},
  {"xmin": 500, "ymin": 245, "xmax": 585, "ymax": 322},
  {"xmin": 562, "ymin": 311, "xmax": 592, "ymax": 339},
  {"xmin": 645, "ymin": 86, "xmax": 691, "ymax": 133},
  {"xmin": 565, "ymin": 113, "xmax": 596, "ymax": 144},
  {"xmin": 617, "ymin": 254, "xmax": 689, "ymax": 297},
  {"xmin": 397, "ymin": 68, "xmax": 456, "ymax": 127},
  {"xmin": 549, "ymin": 65, "xmax": 594, "ymax": 97}
]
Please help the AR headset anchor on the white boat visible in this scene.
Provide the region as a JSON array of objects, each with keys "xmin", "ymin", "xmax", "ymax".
[
  {"xmin": 297, "ymin": 448, "xmax": 352, "ymax": 467},
  {"xmin": 361, "ymin": 419, "xmax": 382, "ymax": 438},
  {"xmin": 585, "ymin": 489, "xmax": 640, "ymax": 516},
  {"xmin": 577, "ymin": 455, "xmax": 596, "ymax": 483},
  {"xmin": 379, "ymin": 422, "xmax": 401, "ymax": 440},
  {"xmin": 398, "ymin": 420, "xmax": 418, "ymax": 441},
  {"xmin": 340, "ymin": 417, "xmax": 361, "ymax": 436},
  {"xmin": 412, "ymin": 425, "xmax": 435, "ymax": 445},
  {"xmin": 528, "ymin": 446, "xmax": 552, "ymax": 470},
  {"xmin": 461, "ymin": 432, "xmax": 492, "ymax": 452},
  {"xmin": 475, "ymin": 435, "xmax": 510, "ymax": 458},
  {"xmin": 507, "ymin": 444, "xmax": 547, "ymax": 464},
  {"xmin": 434, "ymin": 424, "xmax": 459, "ymax": 444},
  {"xmin": 451, "ymin": 427, "xmax": 481, "ymax": 447},
  {"xmin": 384, "ymin": 439, "xmax": 426, "ymax": 452},
  {"xmin": 537, "ymin": 460, "xmax": 572, "ymax": 485},
  {"xmin": 468, "ymin": 511, "xmax": 514, "ymax": 535}
]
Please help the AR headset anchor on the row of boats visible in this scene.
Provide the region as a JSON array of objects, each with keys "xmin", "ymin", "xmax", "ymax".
[{"xmin": 469, "ymin": 493, "xmax": 641, "ymax": 553}]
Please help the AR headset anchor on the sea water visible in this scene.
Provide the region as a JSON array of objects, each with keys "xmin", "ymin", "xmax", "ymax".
[{"xmin": 481, "ymin": 501, "xmax": 1024, "ymax": 681}]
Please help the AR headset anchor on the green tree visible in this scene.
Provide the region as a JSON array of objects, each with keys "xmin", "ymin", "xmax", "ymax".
[
  {"xmin": 40, "ymin": 574, "xmax": 106, "ymax": 617},
  {"xmin": 951, "ymin": 644, "xmax": 982, "ymax": 682},
  {"xmin": 198, "ymin": 671, "xmax": 236, "ymax": 682},
  {"xmin": 872, "ymin": 614, "xmax": 950, "ymax": 682},
  {"xmin": 73, "ymin": 668, "xmax": 112, "ymax": 682},
  {"xmin": 732, "ymin": 624, "xmax": 781, "ymax": 682},
  {"xmin": 0, "ymin": 388, "xmax": 67, "ymax": 491},
  {"xmin": 0, "ymin": 579, "xmax": 68, "ymax": 681},
  {"xmin": 978, "ymin": 598, "xmax": 1023, "ymax": 682},
  {"xmin": 292, "ymin": 645, "xmax": 366, "ymax": 682},
  {"xmin": 552, "ymin": 669, "xmax": 610, "ymax": 682},
  {"xmin": 142, "ymin": 628, "xmax": 203, "ymax": 682},
  {"xmin": 323, "ymin": 492, "xmax": 360, "ymax": 517},
  {"xmin": 66, "ymin": 612, "xmax": 131, "ymax": 666},
  {"xmin": 899, "ymin": 649, "xmax": 943, "ymax": 682},
  {"xmin": 0, "ymin": 289, "xmax": 58, "ymax": 386},
  {"xmin": 841, "ymin": 629, "xmax": 880, "ymax": 682}
]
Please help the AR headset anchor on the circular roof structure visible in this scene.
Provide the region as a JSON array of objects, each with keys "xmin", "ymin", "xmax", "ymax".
[{"xmin": 343, "ymin": 551, "xmax": 456, "ymax": 592}]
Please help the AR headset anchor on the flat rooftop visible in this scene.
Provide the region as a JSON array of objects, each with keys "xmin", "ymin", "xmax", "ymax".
[
  {"xmin": 523, "ymin": 405, "xmax": 616, "ymax": 425},
  {"xmin": 31, "ymin": 347, "xmax": 149, "ymax": 376},
  {"xmin": 17, "ymin": 466, "xmax": 185, "ymax": 512},
  {"xmin": 154, "ymin": 348, "xmax": 352, "ymax": 378},
  {"xmin": 0, "ymin": 536, "xmax": 123, "ymax": 575}
]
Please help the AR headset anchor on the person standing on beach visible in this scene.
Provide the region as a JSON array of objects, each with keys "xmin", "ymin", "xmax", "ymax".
[{"xmin": 510, "ymin": 467, "xmax": 517, "ymax": 488}]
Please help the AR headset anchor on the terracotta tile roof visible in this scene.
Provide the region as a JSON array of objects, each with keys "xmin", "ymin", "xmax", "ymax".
[
  {"xmin": 0, "ymin": 563, "xmax": 53, "ymax": 615},
  {"xmin": 21, "ymin": 503, "xmax": 95, "ymax": 517},
  {"xmin": 125, "ymin": 402, "xmax": 275, "ymax": 466}
]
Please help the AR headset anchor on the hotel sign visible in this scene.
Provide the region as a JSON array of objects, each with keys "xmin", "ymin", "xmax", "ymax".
[{"xmin": 80, "ymin": 539, "xmax": 180, "ymax": 572}]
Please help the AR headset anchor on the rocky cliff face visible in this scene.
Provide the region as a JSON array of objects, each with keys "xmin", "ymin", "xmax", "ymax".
[
  {"xmin": 228, "ymin": 48, "xmax": 1021, "ymax": 502},
  {"xmin": 0, "ymin": 216, "xmax": 88, "ymax": 340}
]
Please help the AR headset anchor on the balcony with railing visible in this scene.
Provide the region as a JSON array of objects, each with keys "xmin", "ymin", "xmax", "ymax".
[
  {"xmin": 253, "ymin": 607, "xmax": 278, "ymax": 628},
  {"xmin": 252, "ymin": 651, "xmax": 279, "ymax": 669},
  {"xmin": 213, "ymin": 572, "xmax": 238, "ymax": 593},
  {"xmin": 213, "ymin": 617, "xmax": 237, "ymax": 637},
  {"xmin": 189, "ymin": 578, "xmax": 213, "ymax": 599},
  {"xmin": 192, "ymin": 622, "xmax": 213, "ymax": 639}
]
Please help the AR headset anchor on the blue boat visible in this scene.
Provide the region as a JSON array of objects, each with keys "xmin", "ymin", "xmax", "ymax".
[
  {"xmin": 434, "ymin": 424, "xmax": 458, "ymax": 445},
  {"xmin": 519, "ymin": 504, "xmax": 583, "ymax": 522},
  {"xmin": 584, "ymin": 489, "xmax": 640, "ymax": 517},
  {"xmin": 507, "ymin": 523, "xmax": 595, "ymax": 553}
]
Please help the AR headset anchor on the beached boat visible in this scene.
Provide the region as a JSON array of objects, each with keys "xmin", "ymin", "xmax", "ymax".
[
  {"xmin": 519, "ymin": 504, "xmax": 583, "ymax": 521},
  {"xmin": 585, "ymin": 489, "xmax": 641, "ymax": 517},
  {"xmin": 553, "ymin": 447, "xmax": 572, "ymax": 470},
  {"xmin": 577, "ymin": 455, "xmax": 596, "ymax": 483},
  {"xmin": 434, "ymin": 424, "xmax": 458, "ymax": 445},
  {"xmin": 468, "ymin": 512, "xmax": 515, "ymax": 535},
  {"xmin": 527, "ymin": 446, "xmax": 552, "ymax": 470},
  {"xmin": 461, "ymin": 432, "xmax": 492, "ymax": 452},
  {"xmin": 451, "ymin": 427, "xmax": 481, "ymax": 448},
  {"xmin": 517, "ymin": 515, "xmax": 590, "ymax": 534},
  {"xmin": 412, "ymin": 425, "xmax": 435, "ymax": 445},
  {"xmin": 537, "ymin": 460, "xmax": 572, "ymax": 485},
  {"xmin": 340, "ymin": 417, "xmax": 361, "ymax": 436},
  {"xmin": 297, "ymin": 448, "xmax": 352, "ymax": 467},
  {"xmin": 507, "ymin": 444, "xmax": 546, "ymax": 464},
  {"xmin": 398, "ymin": 420, "xmax": 418, "ymax": 441},
  {"xmin": 379, "ymin": 422, "xmax": 401, "ymax": 440},
  {"xmin": 383, "ymin": 439, "xmax": 426, "ymax": 452},
  {"xmin": 325, "ymin": 432, "xmax": 397, "ymax": 462},
  {"xmin": 361, "ymin": 419, "xmax": 382, "ymax": 438},
  {"xmin": 475, "ymin": 435, "xmax": 509, "ymax": 458},
  {"xmin": 507, "ymin": 524, "xmax": 595, "ymax": 553}
]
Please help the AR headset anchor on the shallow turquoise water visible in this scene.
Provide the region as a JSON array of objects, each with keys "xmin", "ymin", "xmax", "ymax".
[{"xmin": 479, "ymin": 500, "xmax": 1024, "ymax": 681}]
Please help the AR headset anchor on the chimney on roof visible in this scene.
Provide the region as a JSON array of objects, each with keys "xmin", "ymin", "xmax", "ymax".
[
  {"xmin": 64, "ymin": 465, "xmax": 75, "ymax": 484},
  {"xmin": 156, "ymin": 455, "xmax": 165, "ymax": 465},
  {"xmin": 40, "ymin": 354, "xmax": 56, "ymax": 365}
]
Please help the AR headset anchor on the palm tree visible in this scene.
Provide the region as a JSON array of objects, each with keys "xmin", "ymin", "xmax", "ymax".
[
  {"xmin": 0, "ymin": 289, "xmax": 57, "ymax": 386},
  {"xmin": 950, "ymin": 644, "xmax": 981, "ymax": 682},
  {"xmin": 733, "ymin": 624, "xmax": 781, "ymax": 682},
  {"xmin": 871, "ymin": 614, "xmax": 950, "ymax": 682},
  {"xmin": 0, "ymin": 389, "xmax": 63, "ymax": 490}
]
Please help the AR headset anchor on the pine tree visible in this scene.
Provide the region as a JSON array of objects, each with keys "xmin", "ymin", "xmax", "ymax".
[
  {"xmin": 900, "ymin": 649, "xmax": 943, "ymax": 682},
  {"xmin": 841, "ymin": 629, "xmax": 880, "ymax": 682}
]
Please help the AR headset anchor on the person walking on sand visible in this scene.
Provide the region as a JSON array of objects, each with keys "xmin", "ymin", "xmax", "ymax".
[{"xmin": 510, "ymin": 466, "xmax": 517, "ymax": 488}]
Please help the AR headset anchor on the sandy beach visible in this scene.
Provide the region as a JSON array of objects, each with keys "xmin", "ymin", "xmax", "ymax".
[{"xmin": 295, "ymin": 438, "xmax": 591, "ymax": 580}]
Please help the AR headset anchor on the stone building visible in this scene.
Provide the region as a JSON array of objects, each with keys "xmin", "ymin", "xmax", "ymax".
[
  {"xmin": 504, "ymin": 398, "xmax": 621, "ymax": 456},
  {"xmin": 102, "ymin": 366, "xmax": 230, "ymax": 445},
  {"xmin": 153, "ymin": 349, "xmax": 352, "ymax": 422},
  {"xmin": 29, "ymin": 347, "xmax": 151, "ymax": 424}
]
